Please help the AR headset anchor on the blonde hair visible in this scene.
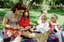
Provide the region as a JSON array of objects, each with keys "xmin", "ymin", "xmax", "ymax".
[
  {"xmin": 41, "ymin": 9, "xmax": 47, "ymax": 13},
  {"xmin": 41, "ymin": 15, "xmax": 47, "ymax": 20},
  {"xmin": 51, "ymin": 14, "xmax": 58, "ymax": 20}
]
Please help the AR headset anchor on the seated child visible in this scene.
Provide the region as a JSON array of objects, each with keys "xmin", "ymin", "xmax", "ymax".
[
  {"xmin": 49, "ymin": 14, "xmax": 59, "ymax": 31},
  {"xmin": 30, "ymin": 15, "xmax": 50, "ymax": 42},
  {"xmin": 34, "ymin": 15, "xmax": 50, "ymax": 33},
  {"xmin": 48, "ymin": 14, "xmax": 59, "ymax": 42},
  {"xmin": 55, "ymin": 23, "xmax": 64, "ymax": 42},
  {"xmin": 37, "ymin": 9, "xmax": 47, "ymax": 25}
]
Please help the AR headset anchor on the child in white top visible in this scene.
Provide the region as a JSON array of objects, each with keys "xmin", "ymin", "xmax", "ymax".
[
  {"xmin": 37, "ymin": 9, "xmax": 47, "ymax": 25},
  {"xmin": 29, "ymin": 15, "xmax": 50, "ymax": 42},
  {"xmin": 35, "ymin": 15, "xmax": 50, "ymax": 33}
]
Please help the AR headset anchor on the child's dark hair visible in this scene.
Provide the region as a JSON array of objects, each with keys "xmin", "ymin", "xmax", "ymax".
[
  {"xmin": 23, "ymin": 10, "xmax": 29, "ymax": 20},
  {"xmin": 11, "ymin": 2, "xmax": 27, "ymax": 13}
]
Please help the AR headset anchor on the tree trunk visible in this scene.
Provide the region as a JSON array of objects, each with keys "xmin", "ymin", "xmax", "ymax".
[
  {"xmin": 28, "ymin": 0, "xmax": 35, "ymax": 9},
  {"xmin": 19, "ymin": 0, "xmax": 23, "ymax": 3},
  {"xmin": 24, "ymin": 0, "xmax": 28, "ymax": 8}
]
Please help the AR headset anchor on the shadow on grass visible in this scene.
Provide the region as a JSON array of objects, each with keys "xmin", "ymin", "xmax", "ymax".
[
  {"xmin": 0, "ymin": 24, "xmax": 3, "ymax": 29},
  {"xmin": 48, "ymin": 10, "xmax": 64, "ymax": 16}
]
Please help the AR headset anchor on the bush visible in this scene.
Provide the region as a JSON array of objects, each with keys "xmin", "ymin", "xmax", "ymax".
[
  {"xmin": 30, "ymin": 5, "xmax": 42, "ymax": 10},
  {"xmin": 0, "ymin": 24, "xmax": 3, "ymax": 29},
  {"xmin": 0, "ymin": 1, "xmax": 4, "ymax": 8},
  {"xmin": 0, "ymin": 1, "xmax": 14, "ymax": 8},
  {"xmin": 50, "ymin": 6, "xmax": 57, "ymax": 10}
]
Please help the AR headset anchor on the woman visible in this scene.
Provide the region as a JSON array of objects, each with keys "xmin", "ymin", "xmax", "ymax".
[{"xmin": 2, "ymin": 2, "xmax": 27, "ymax": 42}]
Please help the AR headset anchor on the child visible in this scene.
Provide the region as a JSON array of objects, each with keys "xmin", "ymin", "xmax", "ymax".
[
  {"xmin": 37, "ymin": 9, "xmax": 47, "ymax": 25},
  {"xmin": 20, "ymin": 10, "xmax": 30, "ymax": 27},
  {"xmin": 20, "ymin": 10, "xmax": 31, "ymax": 42},
  {"xmin": 30, "ymin": 15, "xmax": 50, "ymax": 42},
  {"xmin": 48, "ymin": 14, "xmax": 59, "ymax": 42},
  {"xmin": 20, "ymin": 10, "xmax": 37, "ymax": 42},
  {"xmin": 34, "ymin": 15, "xmax": 50, "ymax": 33},
  {"xmin": 55, "ymin": 23, "xmax": 64, "ymax": 42},
  {"xmin": 49, "ymin": 14, "xmax": 59, "ymax": 31}
]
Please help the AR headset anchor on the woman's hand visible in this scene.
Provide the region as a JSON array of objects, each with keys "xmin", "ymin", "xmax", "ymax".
[
  {"xmin": 13, "ymin": 27, "xmax": 21, "ymax": 30},
  {"xmin": 20, "ymin": 26, "xmax": 24, "ymax": 29},
  {"xmin": 25, "ymin": 26, "xmax": 31, "ymax": 29},
  {"xmin": 29, "ymin": 28, "xmax": 34, "ymax": 32},
  {"xmin": 32, "ymin": 26, "xmax": 36, "ymax": 29}
]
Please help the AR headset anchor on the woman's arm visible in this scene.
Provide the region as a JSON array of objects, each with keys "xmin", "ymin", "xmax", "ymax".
[
  {"xmin": 2, "ymin": 16, "xmax": 15, "ymax": 29},
  {"xmin": 16, "ymin": 21, "xmax": 25, "ymax": 29},
  {"xmin": 16, "ymin": 21, "xmax": 20, "ymax": 27}
]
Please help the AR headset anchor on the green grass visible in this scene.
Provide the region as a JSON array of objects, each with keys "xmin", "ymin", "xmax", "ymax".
[
  {"xmin": 0, "ymin": 24, "xmax": 3, "ymax": 29},
  {"xmin": 29, "ymin": 9, "xmax": 64, "ymax": 26},
  {"xmin": 0, "ymin": 9, "xmax": 64, "ymax": 29}
]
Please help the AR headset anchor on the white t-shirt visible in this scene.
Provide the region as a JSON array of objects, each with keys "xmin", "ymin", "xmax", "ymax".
[{"xmin": 35, "ymin": 22, "xmax": 50, "ymax": 33}]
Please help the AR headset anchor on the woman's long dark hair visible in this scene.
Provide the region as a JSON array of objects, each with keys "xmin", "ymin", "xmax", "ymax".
[
  {"xmin": 23, "ymin": 10, "xmax": 29, "ymax": 20},
  {"xmin": 11, "ymin": 2, "xmax": 27, "ymax": 13}
]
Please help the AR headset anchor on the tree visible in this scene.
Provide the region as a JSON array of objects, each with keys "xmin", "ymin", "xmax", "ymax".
[
  {"xmin": 28, "ymin": 0, "xmax": 35, "ymax": 9},
  {"xmin": 19, "ymin": 0, "xmax": 23, "ymax": 3}
]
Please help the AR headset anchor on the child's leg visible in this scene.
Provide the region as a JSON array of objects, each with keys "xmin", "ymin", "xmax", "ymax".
[
  {"xmin": 21, "ymin": 31, "xmax": 32, "ymax": 38},
  {"xmin": 13, "ymin": 36, "xmax": 22, "ymax": 42},
  {"xmin": 55, "ymin": 26, "xmax": 59, "ymax": 32},
  {"xmin": 21, "ymin": 31, "xmax": 37, "ymax": 38}
]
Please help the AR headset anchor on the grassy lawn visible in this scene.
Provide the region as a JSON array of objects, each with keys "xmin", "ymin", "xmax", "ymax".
[{"xmin": 0, "ymin": 9, "xmax": 64, "ymax": 29}]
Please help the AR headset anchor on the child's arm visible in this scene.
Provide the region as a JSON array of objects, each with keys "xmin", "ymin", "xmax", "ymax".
[
  {"xmin": 55, "ymin": 26, "xmax": 59, "ymax": 32},
  {"xmin": 37, "ymin": 18, "xmax": 40, "ymax": 25},
  {"xmin": 29, "ymin": 26, "xmax": 36, "ymax": 32},
  {"xmin": 37, "ymin": 16, "xmax": 41, "ymax": 25},
  {"xmin": 50, "ymin": 21, "xmax": 62, "ymax": 31},
  {"xmin": 50, "ymin": 21, "xmax": 59, "ymax": 26},
  {"xmin": 50, "ymin": 21, "xmax": 59, "ymax": 31}
]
